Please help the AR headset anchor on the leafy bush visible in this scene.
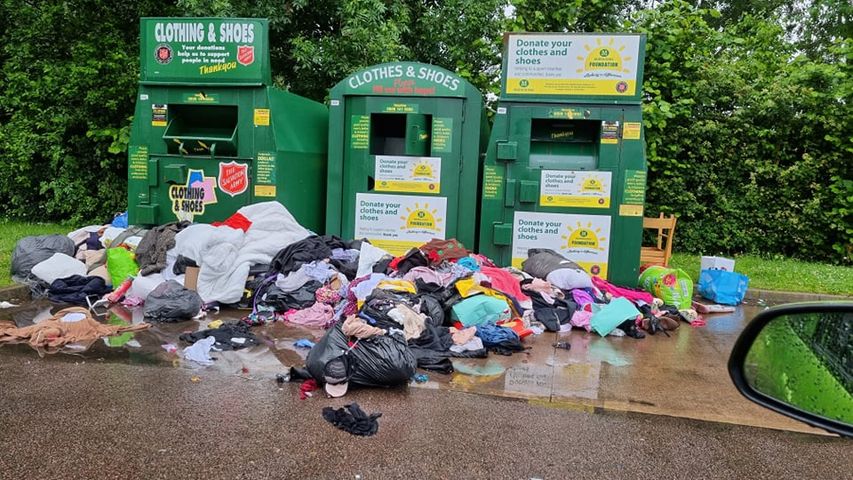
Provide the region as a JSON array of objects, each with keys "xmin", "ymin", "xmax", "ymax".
[{"xmin": 0, "ymin": 0, "xmax": 848, "ymax": 263}]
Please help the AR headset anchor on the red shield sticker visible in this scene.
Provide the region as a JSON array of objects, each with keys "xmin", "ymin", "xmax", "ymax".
[
  {"xmin": 218, "ymin": 162, "xmax": 249, "ymax": 197},
  {"xmin": 237, "ymin": 45, "xmax": 254, "ymax": 66}
]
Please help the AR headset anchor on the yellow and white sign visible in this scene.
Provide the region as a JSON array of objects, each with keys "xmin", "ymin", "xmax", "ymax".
[
  {"xmin": 375, "ymin": 155, "xmax": 441, "ymax": 194},
  {"xmin": 354, "ymin": 193, "xmax": 447, "ymax": 256},
  {"xmin": 540, "ymin": 170, "xmax": 611, "ymax": 208},
  {"xmin": 506, "ymin": 34, "xmax": 641, "ymax": 96},
  {"xmin": 511, "ymin": 212, "xmax": 611, "ymax": 278}
]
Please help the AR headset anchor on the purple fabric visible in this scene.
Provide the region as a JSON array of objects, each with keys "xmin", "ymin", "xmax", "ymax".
[{"xmin": 572, "ymin": 289, "xmax": 595, "ymax": 307}]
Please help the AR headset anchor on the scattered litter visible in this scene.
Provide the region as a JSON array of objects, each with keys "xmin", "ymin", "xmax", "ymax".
[
  {"xmin": 294, "ymin": 338, "xmax": 316, "ymax": 349},
  {"xmin": 553, "ymin": 341, "xmax": 571, "ymax": 350},
  {"xmin": 183, "ymin": 336, "xmax": 216, "ymax": 366},
  {"xmin": 162, "ymin": 343, "xmax": 178, "ymax": 354},
  {"xmin": 413, "ymin": 373, "xmax": 429, "ymax": 383},
  {"xmin": 0, "ymin": 301, "xmax": 19, "ymax": 309},
  {"xmin": 322, "ymin": 403, "xmax": 381, "ymax": 436},
  {"xmin": 190, "ymin": 376, "xmax": 201, "ymax": 383}
]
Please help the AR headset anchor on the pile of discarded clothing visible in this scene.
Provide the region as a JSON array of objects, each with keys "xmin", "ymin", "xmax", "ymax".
[
  {"xmin": 8, "ymin": 200, "xmax": 700, "ymax": 379},
  {"xmin": 258, "ymin": 236, "xmax": 534, "ymax": 391},
  {"xmin": 519, "ymin": 249, "xmax": 700, "ymax": 338}
]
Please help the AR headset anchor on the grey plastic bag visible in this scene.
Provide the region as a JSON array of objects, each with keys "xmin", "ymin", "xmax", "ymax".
[
  {"xmin": 522, "ymin": 248, "xmax": 581, "ymax": 279},
  {"xmin": 11, "ymin": 235, "xmax": 75, "ymax": 281},
  {"xmin": 143, "ymin": 280, "xmax": 203, "ymax": 322},
  {"xmin": 306, "ymin": 324, "xmax": 416, "ymax": 388}
]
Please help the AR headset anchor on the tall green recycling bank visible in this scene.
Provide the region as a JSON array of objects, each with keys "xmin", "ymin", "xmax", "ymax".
[
  {"xmin": 127, "ymin": 18, "xmax": 328, "ymax": 232},
  {"xmin": 324, "ymin": 62, "xmax": 487, "ymax": 256},
  {"xmin": 478, "ymin": 33, "xmax": 648, "ymax": 286}
]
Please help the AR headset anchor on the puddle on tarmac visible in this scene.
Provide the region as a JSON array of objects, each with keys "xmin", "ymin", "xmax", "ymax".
[
  {"xmin": 0, "ymin": 302, "xmax": 305, "ymax": 378},
  {"xmin": 1, "ymin": 299, "xmax": 768, "ymax": 410}
]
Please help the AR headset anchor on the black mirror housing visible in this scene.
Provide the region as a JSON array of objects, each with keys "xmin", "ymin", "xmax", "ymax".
[{"xmin": 728, "ymin": 301, "xmax": 853, "ymax": 437}]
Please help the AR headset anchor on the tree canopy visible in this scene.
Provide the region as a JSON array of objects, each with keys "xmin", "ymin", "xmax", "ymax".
[{"xmin": 0, "ymin": 0, "xmax": 849, "ymax": 262}]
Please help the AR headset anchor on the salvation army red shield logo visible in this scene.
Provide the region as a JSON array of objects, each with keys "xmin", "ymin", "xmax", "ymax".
[
  {"xmin": 218, "ymin": 161, "xmax": 249, "ymax": 197},
  {"xmin": 237, "ymin": 45, "xmax": 255, "ymax": 66}
]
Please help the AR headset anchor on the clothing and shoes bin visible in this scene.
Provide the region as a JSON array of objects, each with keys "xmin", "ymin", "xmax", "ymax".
[
  {"xmin": 127, "ymin": 17, "xmax": 328, "ymax": 231},
  {"xmin": 325, "ymin": 62, "xmax": 488, "ymax": 255},
  {"xmin": 478, "ymin": 33, "xmax": 649, "ymax": 286}
]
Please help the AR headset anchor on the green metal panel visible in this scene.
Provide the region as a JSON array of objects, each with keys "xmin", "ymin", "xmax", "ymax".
[
  {"xmin": 128, "ymin": 18, "xmax": 328, "ymax": 231},
  {"xmin": 479, "ymin": 32, "xmax": 648, "ymax": 286},
  {"xmin": 326, "ymin": 62, "xmax": 486, "ymax": 255}
]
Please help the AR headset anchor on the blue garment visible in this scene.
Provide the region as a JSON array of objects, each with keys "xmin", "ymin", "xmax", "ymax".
[
  {"xmin": 475, "ymin": 323, "xmax": 519, "ymax": 347},
  {"xmin": 303, "ymin": 261, "xmax": 335, "ymax": 283},
  {"xmin": 456, "ymin": 257, "xmax": 480, "ymax": 272}
]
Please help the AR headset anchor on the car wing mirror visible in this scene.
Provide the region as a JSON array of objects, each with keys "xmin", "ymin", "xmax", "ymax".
[{"xmin": 728, "ymin": 302, "xmax": 853, "ymax": 437}]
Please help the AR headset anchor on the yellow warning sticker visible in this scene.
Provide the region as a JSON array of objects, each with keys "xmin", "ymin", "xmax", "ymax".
[
  {"xmin": 254, "ymin": 185, "xmax": 276, "ymax": 197},
  {"xmin": 623, "ymin": 122, "xmax": 641, "ymax": 140},
  {"xmin": 253, "ymin": 108, "xmax": 270, "ymax": 127},
  {"xmin": 619, "ymin": 204, "xmax": 644, "ymax": 216}
]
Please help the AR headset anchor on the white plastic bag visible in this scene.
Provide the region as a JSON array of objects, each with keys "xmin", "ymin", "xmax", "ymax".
[{"xmin": 31, "ymin": 253, "xmax": 86, "ymax": 284}]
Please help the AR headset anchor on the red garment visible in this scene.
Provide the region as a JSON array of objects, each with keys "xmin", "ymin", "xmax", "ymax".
[
  {"xmin": 388, "ymin": 255, "xmax": 403, "ymax": 270},
  {"xmin": 299, "ymin": 379, "xmax": 319, "ymax": 400},
  {"xmin": 591, "ymin": 276, "xmax": 654, "ymax": 305},
  {"xmin": 480, "ymin": 266, "xmax": 530, "ymax": 302},
  {"xmin": 212, "ymin": 212, "xmax": 252, "ymax": 232}
]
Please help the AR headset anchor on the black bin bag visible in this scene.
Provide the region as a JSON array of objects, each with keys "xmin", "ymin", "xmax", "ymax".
[
  {"xmin": 144, "ymin": 280, "xmax": 203, "ymax": 322},
  {"xmin": 306, "ymin": 324, "xmax": 416, "ymax": 388}
]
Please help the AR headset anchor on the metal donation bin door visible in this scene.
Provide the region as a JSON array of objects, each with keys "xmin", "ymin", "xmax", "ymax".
[
  {"xmin": 127, "ymin": 17, "xmax": 328, "ymax": 231},
  {"xmin": 326, "ymin": 62, "xmax": 486, "ymax": 255},
  {"xmin": 479, "ymin": 33, "xmax": 648, "ymax": 286}
]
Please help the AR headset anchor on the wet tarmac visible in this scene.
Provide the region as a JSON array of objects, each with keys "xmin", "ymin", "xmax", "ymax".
[
  {"xmin": 0, "ymin": 298, "xmax": 826, "ymax": 434},
  {"xmin": 0, "ymin": 350, "xmax": 850, "ymax": 480}
]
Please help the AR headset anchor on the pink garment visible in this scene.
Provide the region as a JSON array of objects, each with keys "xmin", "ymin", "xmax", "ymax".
[
  {"xmin": 521, "ymin": 278, "xmax": 564, "ymax": 304},
  {"xmin": 342, "ymin": 315, "xmax": 386, "ymax": 339},
  {"xmin": 283, "ymin": 303, "xmax": 335, "ymax": 329},
  {"xmin": 469, "ymin": 254, "xmax": 496, "ymax": 268},
  {"xmin": 480, "ymin": 267, "xmax": 530, "ymax": 302},
  {"xmin": 402, "ymin": 266, "xmax": 455, "ymax": 287},
  {"xmin": 570, "ymin": 310, "xmax": 593, "ymax": 332},
  {"xmin": 591, "ymin": 276, "xmax": 654, "ymax": 305},
  {"xmin": 449, "ymin": 326, "xmax": 477, "ymax": 345}
]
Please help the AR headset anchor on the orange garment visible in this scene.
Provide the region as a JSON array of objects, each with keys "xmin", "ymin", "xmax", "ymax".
[{"xmin": 0, "ymin": 307, "xmax": 150, "ymax": 355}]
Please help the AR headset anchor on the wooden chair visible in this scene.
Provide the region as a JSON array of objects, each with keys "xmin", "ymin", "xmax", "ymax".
[{"xmin": 640, "ymin": 213, "xmax": 677, "ymax": 267}]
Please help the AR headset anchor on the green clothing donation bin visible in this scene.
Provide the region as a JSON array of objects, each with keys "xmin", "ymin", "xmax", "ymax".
[
  {"xmin": 325, "ymin": 62, "xmax": 487, "ymax": 256},
  {"xmin": 478, "ymin": 33, "xmax": 648, "ymax": 286},
  {"xmin": 127, "ymin": 17, "xmax": 328, "ymax": 232}
]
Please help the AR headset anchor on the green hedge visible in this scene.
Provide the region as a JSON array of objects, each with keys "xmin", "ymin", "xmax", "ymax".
[{"xmin": 0, "ymin": 1, "xmax": 849, "ymax": 263}]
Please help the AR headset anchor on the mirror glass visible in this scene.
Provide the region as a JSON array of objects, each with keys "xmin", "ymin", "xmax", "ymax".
[{"xmin": 744, "ymin": 311, "xmax": 853, "ymax": 425}]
